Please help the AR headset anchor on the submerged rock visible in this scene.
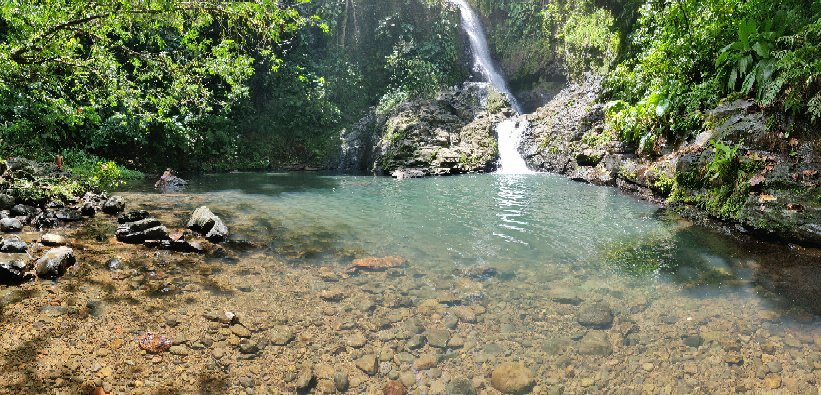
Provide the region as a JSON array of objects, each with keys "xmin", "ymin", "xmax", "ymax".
[
  {"xmin": 355, "ymin": 354, "xmax": 378, "ymax": 375},
  {"xmin": 577, "ymin": 331, "xmax": 613, "ymax": 356},
  {"xmin": 383, "ymin": 380, "xmax": 406, "ymax": 395},
  {"xmin": 187, "ymin": 206, "xmax": 228, "ymax": 242},
  {"xmin": 447, "ymin": 377, "xmax": 476, "ymax": 395},
  {"xmin": 348, "ymin": 256, "xmax": 408, "ymax": 272},
  {"xmin": 576, "ymin": 302, "xmax": 614, "ymax": 328},
  {"xmin": 34, "ymin": 246, "xmax": 76, "ymax": 279},
  {"xmin": 490, "ymin": 363, "xmax": 535, "ymax": 394}
]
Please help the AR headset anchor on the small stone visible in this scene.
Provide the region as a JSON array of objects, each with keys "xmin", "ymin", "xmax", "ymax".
[
  {"xmin": 766, "ymin": 361, "xmax": 782, "ymax": 373},
  {"xmin": 106, "ymin": 258, "xmax": 122, "ymax": 271},
  {"xmin": 577, "ymin": 302, "xmax": 613, "ymax": 329},
  {"xmin": 683, "ymin": 335, "xmax": 703, "ymax": 348},
  {"xmin": 413, "ymin": 353, "xmax": 438, "ymax": 370},
  {"xmin": 239, "ymin": 342, "xmax": 259, "ymax": 355},
  {"xmin": 295, "ymin": 365, "xmax": 314, "ymax": 389},
  {"xmin": 0, "ymin": 237, "xmax": 27, "ymax": 252},
  {"xmin": 577, "ymin": 331, "xmax": 612, "ymax": 356},
  {"xmin": 490, "ymin": 363, "xmax": 535, "ymax": 394},
  {"xmin": 271, "ymin": 326, "xmax": 295, "ymax": 346},
  {"xmin": 334, "ymin": 370, "xmax": 349, "ymax": 392},
  {"xmin": 230, "ymin": 324, "xmax": 251, "ymax": 338},
  {"xmin": 443, "ymin": 316, "xmax": 459, "ymax": 330},
  {"xmin": 346, "ymin": 332, "xmax": 367, "ymax": 348},
  {"xmin": 320, "ymin": 289, "xmax": 345, "ymax": 302},
  {"xmin": 406, "ymin": 334, "xmax": 426, "ymax": 350},
  {"xmin": 723, "ymin": 352, "xmax": 744, "ymax": 365},
  {"xmin": 426, "ymin": 329, "xmax": 451, "ymax": 348},
  {"xmin": 764, "ymin": 374, "xmax": 781, "ymax": 389},
  {"xmin": 169, "ymin": 345, "xmax": 189, "ymax": 355},
  {"xmin": 383, "ymin": 380, "xmax": 406, "ymax": 395},
  {"xmin": 642, "ymin": 363, "xmax": 654, "ymax": 372},
  {"xmin": 41, "ymin": 233, "xmax": 67, "ymax": 246},
  {"xmin": 356, "ymin": 354, "xmax": 378, "ymax": 375},
  {"xmin": 547, "ymin": 288, "xmax": 582, "ymax": 305},
  {"xmin": 446, "ymin": 377, "xmax": 476, "ymax": 395},
  {"xmin": 400, "ymin": 372, "xmax": 416, "ymax": 387}
]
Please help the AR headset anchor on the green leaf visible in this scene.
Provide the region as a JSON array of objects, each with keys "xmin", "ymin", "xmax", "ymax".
[
  {"xmin": 742, "ymin": 70, "xmax": 756, "ymax": 93},
  {"xmin": 752, "ymin": 42, "xmax": 770, "ymax": 58},
  {"xmin": 728, "ymin": 69, "xmax": 738, "ymax": 91}
]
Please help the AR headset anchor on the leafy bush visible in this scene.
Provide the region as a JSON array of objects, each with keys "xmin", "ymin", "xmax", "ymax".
[
  {"xmin": 706, "ymin": 141, "xmax": 739, "ymax": 181},
  {"xmin": 62, "ymin": 149, "xmax": 143, "ymax": 192}
]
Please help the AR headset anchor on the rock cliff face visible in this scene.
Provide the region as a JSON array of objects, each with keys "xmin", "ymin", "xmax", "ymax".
[
  {"xmin": 520, "ymin": 76, "xmax": 821, "ymax": 246},
  {"xmin": 339, "ymin": 83, "xmax": 509, "ymax": 177}
]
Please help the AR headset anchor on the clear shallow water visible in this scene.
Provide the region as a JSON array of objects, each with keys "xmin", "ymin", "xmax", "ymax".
[
  {"xmin": 112, "ymin": 172, "xmax": 821, "ymax": 392},
  {"xmin": 128, "ymin": 172, "xmax": 820, "ymax": 312}
]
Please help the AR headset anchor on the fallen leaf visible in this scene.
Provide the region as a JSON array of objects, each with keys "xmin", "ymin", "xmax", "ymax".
[
  {"xmin": 90, "ymin": 387, "xmax": 109, "ymax": 395},
  {"xmin": 802, "ymin": 169, "xmax": 818, "ymax": 178},
  {"xmin": 785, "ymin": 203, "xmax": 804, "ymax": 212},
  {"xmin": 759, "ymin": 194, "xmax": 777, "ymax": 203}
]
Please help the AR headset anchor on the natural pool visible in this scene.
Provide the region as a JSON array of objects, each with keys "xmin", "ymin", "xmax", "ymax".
[{"xmin": 2, "ymin": 172, "xmax": 818, "ymax": 393}]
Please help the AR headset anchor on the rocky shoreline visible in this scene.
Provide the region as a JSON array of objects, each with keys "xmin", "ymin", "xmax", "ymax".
[{"xmin": 518, "ymin": 75, "xmax": 820, "ymax": 247}]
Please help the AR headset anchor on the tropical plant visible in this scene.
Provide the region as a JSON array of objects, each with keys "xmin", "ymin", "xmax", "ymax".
[{"xmin": 716, "ymin": 19, "xmax": 780, "ymax": 98}]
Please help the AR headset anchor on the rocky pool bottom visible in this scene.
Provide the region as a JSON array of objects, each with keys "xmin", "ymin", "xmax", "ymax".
[{"xmin": 1, "ymin": 172, "xmax": 820, "ymax": 394}]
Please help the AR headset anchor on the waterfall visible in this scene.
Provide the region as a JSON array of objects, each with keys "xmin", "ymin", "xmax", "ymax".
[
  {"xmin": 495, "ymin": 119, "xmax": 532, "ymax": 174},
  {"xmin": 451, "ymin": 0, "xmax": 532, "ymax": 174}
]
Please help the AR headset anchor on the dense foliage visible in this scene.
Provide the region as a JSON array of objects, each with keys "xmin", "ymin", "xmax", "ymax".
[
  {"xmin": 605, "ymin": 0, "xmax": 820, "ymax": 152},
  {"xmin": 1, "ymin": 0, "xmax": 817, "ymax": 175},
  {"xmin": 0, "ymin": 0, "xmax": 465, "ymax": 172}
]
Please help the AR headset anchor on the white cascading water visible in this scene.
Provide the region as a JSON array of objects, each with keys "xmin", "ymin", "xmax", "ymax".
[{"xmin": 451, "ymin": 0, "xmax": 533, "ymax": 174}]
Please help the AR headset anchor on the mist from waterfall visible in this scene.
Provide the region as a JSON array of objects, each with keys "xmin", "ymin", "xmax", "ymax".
[{"xmin": 451, "ymin": 0, "xmax": 532, "ymax": 174}]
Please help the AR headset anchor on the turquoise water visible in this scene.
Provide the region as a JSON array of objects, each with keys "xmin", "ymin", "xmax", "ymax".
[
  {"xmin": 128, "ymin": 172, "xmax": 820, "ymax": 312},
  {"xmin": 113, "ymin": 171, "xmax": 821, "ymax": 392}
]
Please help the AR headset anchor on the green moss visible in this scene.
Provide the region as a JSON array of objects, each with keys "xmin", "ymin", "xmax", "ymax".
[{"xmin": 486, "ymin": 90, "xmax": 507, "ymax": 114}]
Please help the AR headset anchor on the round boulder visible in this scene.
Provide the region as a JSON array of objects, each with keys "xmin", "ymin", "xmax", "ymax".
[
  {"xmin": 34, "ymin": 246, "xmax": 76, "ymax": 279},
  {"xmin": 490, "ymin": 363, "xmax": 534, "ymax": 394},
  {"xmin": 576, "ymin": 302, "xmax": 614, "ymax": 329}
]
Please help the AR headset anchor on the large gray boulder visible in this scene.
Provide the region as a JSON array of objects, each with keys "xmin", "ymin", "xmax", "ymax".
[
  {"xmin": 35, "ymin": 246, "xmax": 76, "ymax": 279},
  {"xmin": 187, "ymin": 206, "xmax": 228, "ymax": 242},
  {"xmin": 339, "ymin": 83, "xmax": 508, "ymax": 176},
  {"xmin": 102, "ymin": 196, "xmax": 125, "ymax": 214},
  {"xmin": 0, "ymin": 218, "xmax": 22, "ymax": 232}
]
